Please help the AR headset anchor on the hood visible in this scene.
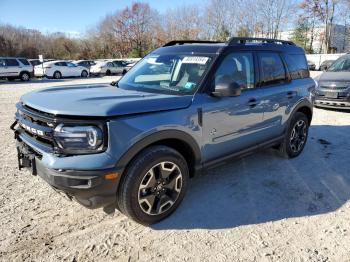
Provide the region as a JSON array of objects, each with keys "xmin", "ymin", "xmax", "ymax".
[
  {"xmin": 20, "ymin": 84, "xmax": 193, "ymax": 117},
  {"xmin": 316, "ymin": 71, "xmax": 350, "ymax": 82}
]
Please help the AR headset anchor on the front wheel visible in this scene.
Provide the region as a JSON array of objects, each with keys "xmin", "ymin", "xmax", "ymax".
[
  {"xmin": 117, "ymin": 146, "xmax": 189, "ymax": 225},
  {"xmin": 278, "ymin": 112, "xmax": 309, "ymax": 158}
]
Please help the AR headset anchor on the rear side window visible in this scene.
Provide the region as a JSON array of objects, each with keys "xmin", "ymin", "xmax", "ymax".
[
  {"xmin": 258, "ymin": 52, "xmax": 286, "ymax": 86},
  {"xmin": 5, "ymin": 59, "xmax": 19, "ymax": 66},
  {"xmin": 283, "ymin": 54, "xmax": 309, "ymax": 79},
  {"xmin": 18, "ymin": 59, "xmax": 30, "ymax": 66}
]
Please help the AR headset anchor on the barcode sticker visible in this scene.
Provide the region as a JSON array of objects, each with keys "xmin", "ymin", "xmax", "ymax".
[{"xmin": 182, "ymin": 56, "xmax": 209, "ymax": 64}]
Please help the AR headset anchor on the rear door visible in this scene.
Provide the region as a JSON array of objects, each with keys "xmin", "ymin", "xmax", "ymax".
[
  {"xmin": 4, "ymin": 59, "xmax": 20, "ymax": 76},
  {"xmin": 67, "ymin": 62, "xmax": 80, "ymax": 76},
  {"xmin": 257, "ymin": 52, "xmax": 299, "ymax": 139},
  {"xmin": 59, "ymin": 62, "xmax": 69, "ymax": 76}
]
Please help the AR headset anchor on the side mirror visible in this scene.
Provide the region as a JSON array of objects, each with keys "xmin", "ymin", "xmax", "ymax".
[
  {"xmin": 212, "ymin": 79, "xmax": 241, "ymax": 97},
  {"xmin": 110, "ymin": 81, "xmax": 119, "ymax": 86}
]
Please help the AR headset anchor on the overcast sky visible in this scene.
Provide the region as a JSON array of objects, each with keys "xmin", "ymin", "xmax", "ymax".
[{"xmin": 0, "ymin": 0, "xmax": 204, "ymax": 36}]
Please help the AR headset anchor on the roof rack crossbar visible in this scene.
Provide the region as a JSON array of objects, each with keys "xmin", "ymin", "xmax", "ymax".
[
  {"xmin": 163, "ymin": 40, "xmax": 224, "ymax": 47},
  {"xmin": 227, "ymin": 37, "xmax": 295, "ymax": 46}
]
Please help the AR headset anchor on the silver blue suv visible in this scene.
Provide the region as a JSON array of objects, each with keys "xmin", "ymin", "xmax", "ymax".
[{"xmin": 12, "ymin": 38, "xmax": 314, "ymax": 225}]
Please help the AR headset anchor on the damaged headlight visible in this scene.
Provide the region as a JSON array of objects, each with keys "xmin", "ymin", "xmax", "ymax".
[{"xmin": 53, "ymin": 124, "xmax": 104, "ymax": 154}]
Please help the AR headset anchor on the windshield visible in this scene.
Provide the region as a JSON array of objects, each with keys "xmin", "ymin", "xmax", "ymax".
[
  {"xmin": 328, "ymin": 56, "xmax": 350, "ymax": 72},
  {"xmin": 118, "ymin": 54, "xmax": 213, "ymax": 95}
]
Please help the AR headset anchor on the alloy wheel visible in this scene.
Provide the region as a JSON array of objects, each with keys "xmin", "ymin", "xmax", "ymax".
[
  {"xmin": 138, "ymin": 161, "xmax": 182, "ymax": 216},
  {"xmin": 290, "ymin": 120, "xmax": 307, "ymax": 153},
  {"xmin": 21, "ymin": 73, "xmax": 29, "ymax": 81}
]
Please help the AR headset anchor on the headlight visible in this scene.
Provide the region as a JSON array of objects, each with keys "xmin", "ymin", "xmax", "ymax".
[{"xmin": 54, "ymin": 124, "xmax": 104, "ymax": 154}]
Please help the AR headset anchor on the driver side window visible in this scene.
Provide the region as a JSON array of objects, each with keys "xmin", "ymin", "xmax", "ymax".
[{"xmin": 215, "ymin": 52, "xmax": 255, "ymax": 90}]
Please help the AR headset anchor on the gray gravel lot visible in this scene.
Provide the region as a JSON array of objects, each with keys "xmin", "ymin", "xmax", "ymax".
[{"xmin": 0, "ymin": 75, "xmax": 350, "ymax": 262}]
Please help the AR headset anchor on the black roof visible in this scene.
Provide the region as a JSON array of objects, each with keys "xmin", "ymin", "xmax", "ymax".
[{"xmin": 154, "ymin": 37, "xmax": 305, "ymax": 55}]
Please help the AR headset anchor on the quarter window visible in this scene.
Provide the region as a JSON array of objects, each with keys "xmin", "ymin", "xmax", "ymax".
[
  {"xmin": 18, "ymin": 59, "xmax": 30, "ymax": 66},
  {"xmin": 283, "ymin": 54, "xmax": 309, "ymax": 79},
  {"xmin": 215, "ymin": 52, "xmax": 255, "ymax": 89},
  {"xmin": 258, "ymin": 52, "xmax": 287, "ymax": 86}
]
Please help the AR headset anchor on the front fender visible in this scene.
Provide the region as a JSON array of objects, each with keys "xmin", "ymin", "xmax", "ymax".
[{"xmin": 114, "ymin": 129, "xmax": 202, "ymax": 173}]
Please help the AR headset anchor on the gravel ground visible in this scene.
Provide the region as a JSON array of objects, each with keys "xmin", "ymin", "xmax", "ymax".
[{"xmin": 1, "ymin": 74, "xmax": 350, "ymax": 262}]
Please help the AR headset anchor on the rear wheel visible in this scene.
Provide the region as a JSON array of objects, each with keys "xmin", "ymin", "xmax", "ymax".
[
  {"xmin": 106, "ymin": 70, "xmax": 111, "ymax": 76},
  {"xmin": 279, "ymin": 112, "xmax": 309, "ymax": 158},
  {"xmin": 20, "ymin": 72, "xmax": 30, "ymax": 81},
  {"xmin": 81, "ymin": 70, "xmax": 88, "ymax": 77},
  {"xmin": 53, "ymin": 71, "xmax": 62, "ymax": 79},
  {"xmin": 117, "ymin": 145, "xmax": 189, "ymax": 225}
]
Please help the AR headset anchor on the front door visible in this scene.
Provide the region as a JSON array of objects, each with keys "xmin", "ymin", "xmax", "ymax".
[{"xmin": 201, "ymin": 51, "xmax": 266, "ymax": 163}]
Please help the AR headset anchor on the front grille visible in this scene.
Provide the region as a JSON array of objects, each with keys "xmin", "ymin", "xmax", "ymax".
[
  {"xmin": 319, "ymin": 81, "xmax": 350, "ymax": 91},
  {"xmin": 16, "ymin": 103, "xmax": 56, "ymax": 148},
  {"xmin": 320, "ymin": 85, "xmax": 349, "ymax": 90}
]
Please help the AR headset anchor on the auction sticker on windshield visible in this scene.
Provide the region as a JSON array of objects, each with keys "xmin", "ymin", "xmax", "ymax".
[{"xmin": 182, "ymin": 56, "xmax": 209, "ymax": 64}]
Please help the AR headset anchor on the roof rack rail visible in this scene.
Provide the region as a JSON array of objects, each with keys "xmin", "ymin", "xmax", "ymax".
[
  {"xmin": 227, "ymin": 37, "xmax": 295, "ymax": 46},
  {"xmin": 163, "ymin": 40, "xmax": 224, "ymax": 47}
]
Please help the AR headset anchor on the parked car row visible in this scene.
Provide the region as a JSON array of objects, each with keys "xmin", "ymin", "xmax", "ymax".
[{"xmin": 0, "ymin": 57, "xmax": 138, "ymax": 81}]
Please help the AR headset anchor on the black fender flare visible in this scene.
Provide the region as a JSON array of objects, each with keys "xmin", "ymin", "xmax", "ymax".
[
  {"xmin": 115, "ymin": 129, "xmax": 202, "ymax": 173},
  {"xmin": 287, "ymin": 98, "xmax": 313, "ymax": 127}
]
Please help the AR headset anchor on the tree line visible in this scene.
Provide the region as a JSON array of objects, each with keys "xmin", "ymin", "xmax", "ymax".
[{"xmin": 1, "ymin": 0, "xmax": 349, "ymax": 59}]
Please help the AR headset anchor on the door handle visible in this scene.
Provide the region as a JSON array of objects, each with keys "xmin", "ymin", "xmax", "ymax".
[
  {"xmin": 287, "ymin": 91, "xmax": 297, "ymax": 99},
  {"xmin": 247, "ymin": 98, "xmax": 257, "ymax": 108}
]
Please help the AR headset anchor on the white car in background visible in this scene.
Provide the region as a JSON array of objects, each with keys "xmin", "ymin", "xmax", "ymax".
[
  {"xmin": 34, "ymin": 61, "xmax": 89, "ymax": 79},
  {"xmin": 89, "ymin": 61, "xmax": 121, "ymax": 76}
]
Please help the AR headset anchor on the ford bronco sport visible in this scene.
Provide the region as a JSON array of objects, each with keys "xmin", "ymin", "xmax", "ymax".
[{"xmin": 12, "ymin": 38, "xmax": 314, "ymax": 225}]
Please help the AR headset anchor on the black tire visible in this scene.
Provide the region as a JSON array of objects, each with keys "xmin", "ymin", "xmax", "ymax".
[
  {"xmin": 117, "ymin": 145, "xmax": 189, "ymax": 225},
  {"xmin": 81, "ymin": 70, "xmax": 88, "ymax": 78},
  {"xmin": 122, "ymin": 69, "xmax": 127, "ymax": 75},
  {"xmin": 278, "ymin": 112, "xmax": 309, "ymax": 158},
  {"xmin": 53, "ymin": 71, "xmax": 62, "ymax": 79},
  {"xmin": 20, "ymin": 72, "xmax": 30, "ymax": 81},
  {"xmin": 106, "ymin": 70, "xmax": 111, "ymax": 76}
]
